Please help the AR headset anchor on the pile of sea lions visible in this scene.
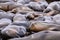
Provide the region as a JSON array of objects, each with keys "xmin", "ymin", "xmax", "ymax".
[{"xmin": 0, "ymin": 0, "xmax": 60, "ymax": 40}]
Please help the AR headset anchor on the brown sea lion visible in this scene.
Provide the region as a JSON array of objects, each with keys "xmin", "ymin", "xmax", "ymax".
[
  {"xmin": 10, "ymin": 5, "xmax": 33, "ymax": 14},
  {"xmin": 29, "ymin": 22, "xmax": 52, "ymax": 32}
]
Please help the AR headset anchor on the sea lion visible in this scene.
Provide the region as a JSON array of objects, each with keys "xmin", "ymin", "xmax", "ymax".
[
  {"xmin": 44, "ymin": 31, "xmax": 60, "ymax": 40},
  {"xmin": 1, "ymin": 25, "xmax": 26, "ymax": 37},
  {"xmin": 8, "ymin": 31, "xmax": 48, "ymax": 40},
  {"xmin": 0, "ymin": 18, "xmax": 12, "ymax": 30},
  {"xmin": 10, "ymin": 5, "xmax": 33, "ymax": 14},
  {"xmin": 0, "ymin": 2, "xmax": 20, "ymax": 11},
  {"xmin": 13, "ymin": 13, "xmax": 26, "ymax": 23},
  {"xmin": 43, "ymin": 1, "xmax": 60, "ymax": 13},
  {"xmin": 8, "ymin": 31, "xmax": 60, "ymax": 40},
  {"xmin": 29, "ymin": 22, "xmax": 52, "ymax": 32},
  {"xmin": 53, "ymin": 14, "xmax": 60, "ymax": 24},
  {"xmin": 0, "ymin": 12, "xmax": 14, "ymax": 19}
]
